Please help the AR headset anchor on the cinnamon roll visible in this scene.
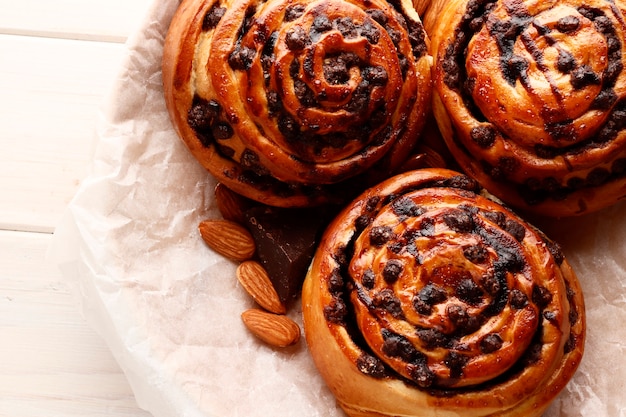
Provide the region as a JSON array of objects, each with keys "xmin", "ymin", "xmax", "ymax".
[
  {"xmin": 428, "ymin": 0, "xmax": 626, "ymax": 216},
  {"xmin": 162, "ymin": 0, "xmax": 432, "ymax": 207},
  {"xmin": 302, "ymin": 168, "xmax": 585, "ymax": 417}
]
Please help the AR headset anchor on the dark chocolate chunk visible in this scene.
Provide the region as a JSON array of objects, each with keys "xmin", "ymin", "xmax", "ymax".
[
  {"xmin": 244, "ymin": 205, "xmax": 335, "ymax": 303},
  {"xmin": 362, "ymin": 268, "xmax": 376, "ymax": 289}
]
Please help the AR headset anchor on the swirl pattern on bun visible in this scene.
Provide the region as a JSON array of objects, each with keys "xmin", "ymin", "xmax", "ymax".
[
  {"xmin": 302, "ymin": 168, "xmax": 585, "ymax": 417},
  {"xmin": 163, "ymin": 0, "xmax": 432, "ymax": 207},
  {"xmin": 428, "ymin": 0, "xmax": 626, "ymax": 216}
]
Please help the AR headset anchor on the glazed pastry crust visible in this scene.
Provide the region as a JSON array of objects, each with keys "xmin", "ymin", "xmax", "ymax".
[
  {"xmin": 163, "ymin": 0, "xmax": 433, "ymax": 207},
  {"xmin": 427, "ymin": 0, "xmax": 626, "ymax": 217},
  {"xmin": 302, "ymin": 168, "xmax": 585, "ymax": 417}
]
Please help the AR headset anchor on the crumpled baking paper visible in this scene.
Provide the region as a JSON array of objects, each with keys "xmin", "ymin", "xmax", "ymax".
[{"xmin": 50, "ymin": 0, "xmax": 626, "ymax": 415}]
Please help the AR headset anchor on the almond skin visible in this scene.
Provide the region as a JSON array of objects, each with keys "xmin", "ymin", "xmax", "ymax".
[
  {"xmin": 237, "ymin": 261, "xmax": 286, "ymax": 314},
  {"xmin": 241, "ymin": 309, "xmax": 301, "ymax": 348},
  {"xmin": 198, "ymin": 219, "xmax": 256, "ymax": 261},
  {"xmin": 214, "ymin": 183, "xmax": 248, "ymax": 224}
]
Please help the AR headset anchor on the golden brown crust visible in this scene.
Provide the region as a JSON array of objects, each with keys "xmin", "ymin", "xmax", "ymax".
[
  {"xmin": 302, "ymin": 168, "xmax": 585, "ymax": 417},
  {"xmin": 163, "ymin": 0, "xmax": 433, "ymax": 207},
  {"xmin": 427, "ymin": 0, "xmax": 626, "ymax": 217}
]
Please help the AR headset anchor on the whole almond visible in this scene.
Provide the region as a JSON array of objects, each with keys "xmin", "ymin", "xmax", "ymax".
[
  {"xmin": 237, "ymin": 261, "xmax": 286, "ymax": 314},
  {"xmin": 214, "ymin": 183, "xmax": 248, "ymax": 224},
  {"xmin": 198, "ymin": 219, "xmax": 256, "ymax": 261},
  {"xmin": 241, "ymin": 309, "xmax": 301, "ymax": 348}
]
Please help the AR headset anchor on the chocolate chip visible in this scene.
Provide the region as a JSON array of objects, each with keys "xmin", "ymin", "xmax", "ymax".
[
  {"xmin": 556, "ymin": 15, "xmax": 580, "ymax": 33},
  {"xmin": 362, "ymin": 66, "xmax": 388, "ymax": 86},
  {"xmin": 504, "ymin": 219, "xmax": 526, "ymax": 242},
  {"xmin": 212, "ymin": 122, "xmax": 234, "ymax": 140},
  {"xmin": 443, "ymin": 209, "xmax": 475, "ymax": 233},
  {"xmin": 277, "ymin": 114, "xmax": 299, "ymax": 139},
  {"xmin": 361, "ymin": 19, "xmax": 381, "ymax": 44},
  {"xmin": 510, "ymin": 289, "xmax": 528, "ymax": 309},
  {"xmin": 373, "ymin": 289, "xmax": 403, "ymax": 317},
  {"xmin": 470, "ymin": 125, "xmax": 497, "ymax": 148},
  {"xmin": 543, "ymin": 310, "xmax": 558, "ymax": 325},
  {"xmin": 381, "ymin": 329, "xmax": 418, "ymax": 361},
  {"xmin": 312, "ymin": 14, "xmax": 332, "ymax": 34},
  {"xmin": 383, "ymin": 259, "xmax": 404, "ymax": 284},
  {"xmin": 284, "ymin": 4, "xmax": 305, "ymax": 21},
  {"xmin": 324, "ymin": 298, "xmax": 347, "ymax": 323},
  {"xmin": 188, "ymin": 98, "xmax": 220, "ymax": 130},
  {"xmin": 346, "ymin": 81, "xmax": 371, "ymax": 113},
  {"xmin": 532, "ymin": 284, "xmax": 553, "ymax": 308},
  {"xmin": 445, "ymin": 351, "xmax": 470, "ymax": 378},
  {"xmin": 285, "ymin": 27, "xmax": 309, "ymax": 51},
  {"xmin": 362, "ymin": 269, "xmax": 376, "ymax": 289},
  {"xmin": 335, "ymin": 16, "xmax": 358, "ymax": 38},
  {"xmin": 366, "ymin": 9, "xmax": 388, "ymax": 26},
  {"xmin": 480, "ymin": 333, "xmax": 503, "ymax": 353},
  {"xmin": 228, "ymin": 46, "xmax": 256, "ymax": 70},
  {"xmin": 324, "ymin": 55, "xmax": 350, "ymax": 85},
  {"xmin": 480, "ymin": 272, "xmax": 501, "ymax": 296},
  {"xmin": 202, "ymin": 6, "xmax": 226, "ymax": 30},
  {"xmin": 419, "ymin": 217, "xmax": 435, "ymax": 236},
  {"xmin": 293, "ymin": 79, "xmax": 316, "ymax": 106},
  {"xmin": 586, "ymin": 167, "xmax": 610, "ymax": 186},
  {"xmin": 407, "ymin": 361, "xmax": 435, "ymax": 388},
  {"xmin": 463, "ymin": 244, "xmax": 489, "ymax": 264},
  {"xmin": 545, "ymin": 239, "xmax": 565, "ymax": 265},
  {"xmin": 418, "ymin": 283, "xmax": 447, "ymax": 306},
  {"xmin": 417, "ymin": 328, "xmax": 450, "ymax": 349},
  {"xmin": 456, "ymin": 278, "xmax": 483, "ymax": 305},
  {"xmin": 328, "ymin": 268, "xmax": 344, "ymax": 294},
  {"xmin": 557, "ymin": 49, "xmax": 576, "ymax": 73},
  {"xmin": 369, "ymin": 226, "xmax": 394, "ymax": 246},
  {"xmin": 392, "ymin": 196, "xmax": 424, "ymax": 219},
  {"xmin": 447, "ymin": 304, "xmax": 469, "ymax": 328},
  {"xmin": 570, "ymin": 65, "xmax": 600, "ymax": 89},
  {"xmin": 266, "ymin": 91, "xmax": 281, "ymax": 114},
  {"xmin": 356, "ymin": 353, "xmax": 386, "ymax": 378},
  {"xmin": 504, "ymin": 54, "xmax": 529, "ymax": 85}
]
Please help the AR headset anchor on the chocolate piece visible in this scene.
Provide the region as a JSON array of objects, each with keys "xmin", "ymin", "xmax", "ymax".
[{"xmin": 244, "ymin": 204, "xmax": 336, "ymax": 304}]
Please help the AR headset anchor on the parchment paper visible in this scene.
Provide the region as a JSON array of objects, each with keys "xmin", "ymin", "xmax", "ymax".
[{"xmin": 50, "ymin": 0, "xmax": 626, "ymax": 415}]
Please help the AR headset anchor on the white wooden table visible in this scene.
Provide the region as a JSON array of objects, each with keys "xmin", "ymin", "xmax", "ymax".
[{"xmin": 0, "ymin": 1, "xmax": 154, "ymax": 415}]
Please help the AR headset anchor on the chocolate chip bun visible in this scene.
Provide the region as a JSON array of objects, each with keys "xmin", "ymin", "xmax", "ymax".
[
  {"xmin": 426, "ymin": 0, "xmax": 626, "ymax": 217},
  {"xmin": 302, "ymin": 168, "xmax": 585, "ymax": 417},
  {"xmin": 162, "ymin": 0, "xmax": 433, "ymax": 207}
]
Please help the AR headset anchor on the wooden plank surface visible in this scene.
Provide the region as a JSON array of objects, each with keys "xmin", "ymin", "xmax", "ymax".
[
  {"xmin": 0, "ymin": 0, "xmax": 154, "ymax": 42},
  {"xmin": 0, "ymin": 0, "xmax": 156, "ymax": 415},
  {"xmin": 0, "ymin": 34, "xmax": 127, "ymax": 232},
  {"xmin": 0, "ymin": 230, "xmax": 151, "ymax": 417}
]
